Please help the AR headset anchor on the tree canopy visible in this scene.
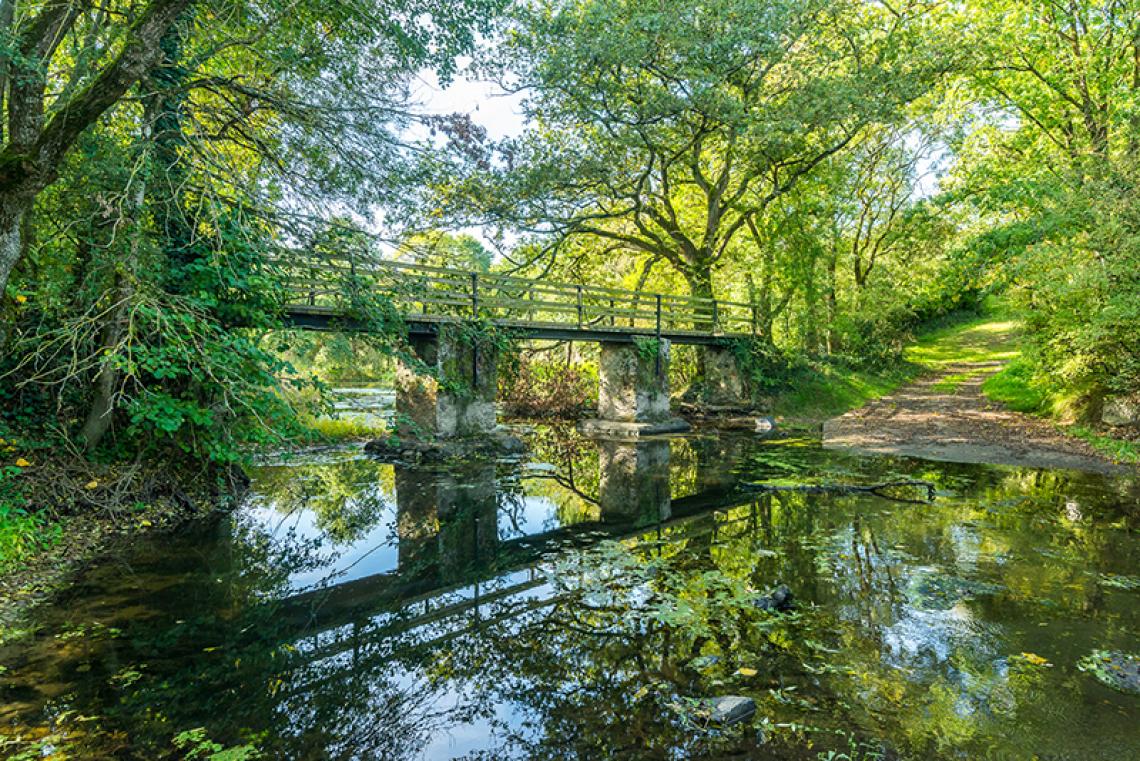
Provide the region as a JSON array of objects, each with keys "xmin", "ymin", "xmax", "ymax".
[{"xmin": 2, "ymin": 0, "xmax": 1137, "ymax": 470}]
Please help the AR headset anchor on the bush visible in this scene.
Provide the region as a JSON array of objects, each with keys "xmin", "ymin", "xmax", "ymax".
[
  {"xmin": 981, "ymin": 356, "xmax": 1048, "ymax": 413},
  {"xmin": 501, "ymin": 356, "xmax": 596, "ymax": 418}
]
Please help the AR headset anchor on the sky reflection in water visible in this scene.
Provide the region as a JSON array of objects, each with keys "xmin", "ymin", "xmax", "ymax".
[{"xmin": 0, "ymin": 427, "xmax": 1137, "ymax": 760}]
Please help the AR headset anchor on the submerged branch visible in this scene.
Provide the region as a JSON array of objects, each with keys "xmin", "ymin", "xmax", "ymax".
[{"xmin": 743, "ymin": 479, "xmax": 936, "ymax": 504}]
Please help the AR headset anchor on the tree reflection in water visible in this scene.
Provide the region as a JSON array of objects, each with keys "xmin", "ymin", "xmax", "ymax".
[{"xmin": 0, "ymin": 431, "xmax": 1137, "ymax": 759}]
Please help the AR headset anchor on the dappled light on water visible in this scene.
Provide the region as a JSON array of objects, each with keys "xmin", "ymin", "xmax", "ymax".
[{"xmin": 1, "ymin": 429, "xmax": 1137, "ymax": 759}]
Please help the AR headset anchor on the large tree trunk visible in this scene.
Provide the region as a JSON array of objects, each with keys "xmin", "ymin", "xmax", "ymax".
[
  {"xmin": 682, "ymin": 265, "xmax": 716, "ymax": 329},
  {"xmin": 0, "ymin": 0, "xmax": 195, "ymax": 307},
  {"xmin": 682, "ymin": 264, "xmax": 721, "ymax": 403},
  {"xmin": 0, "ymin": 199, "xmax": 31, "ymax": 346}
]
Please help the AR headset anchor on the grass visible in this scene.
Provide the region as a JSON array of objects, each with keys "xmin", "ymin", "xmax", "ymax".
[
  {"xmin": 772, "ymin": 362, "xmax": 917, "ymax": 421},
  {"xmin": 1067, "ymin": 426, "xmax": 1140, "ymax": 465},
  {"xmin": 980, "ymin": 357, "xmax": 1048, "ymax": 413},
  {"xmin": 772, "ymin": 307, "xmax": 1020, "ymax": 422},
  {"xmin": 903, "ymin": 316, "xmax": 1021, "ymax": 371},
  {"xmin": 299, "ymin": 414, "xmax": 388, "ymax": 442}
]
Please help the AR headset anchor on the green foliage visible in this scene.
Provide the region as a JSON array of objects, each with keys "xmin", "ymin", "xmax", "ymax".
[
  {"xmin": 500, "ymin": 354, "xmax": 597, "ymax": 418},
  {"xmin": 172, "ymin": 727, "xmax": 261, "ymax": 760},
  {"xmin": 0, "ymin": 0, "xmax": 500, "ymax": 476},
  {"xmin": 632, "ymin": 336, "xmax": 663, "ymax": 367},
  {"xmin": 729, "ymin": 338, "xmax": 799, "ymax": 394},
  {"xmin": 1065, "ymin": 427, "xmax": 1140, "ymax": 466},
  {"xmin": 0, "ymin": 465, "xmax": 60, "ymax": 572},
  {"xmin": 982, "ymin": 357, "xmax": 1048, "ymax": 414}
]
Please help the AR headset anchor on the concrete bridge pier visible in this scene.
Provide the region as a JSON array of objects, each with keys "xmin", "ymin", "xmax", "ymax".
[
  {"xmin": 395, "ymin": 326, "xmax": 498, "ymax": 440},
  {"xmin": 698, "ymin": 343, "xmax": 751, "ymax": 408},
  {"xmin": 579, "ymin": 337, "xmax": 690, "ymax": 438}
]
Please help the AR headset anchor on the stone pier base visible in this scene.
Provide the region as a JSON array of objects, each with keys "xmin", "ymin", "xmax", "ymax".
[
  {"xmin": 579, "ymin": 337, "xmax": 690, "ymax": 439},
  {"xmin": 395, "ymin": 326, "xmax": 498, "ymax": 440}
]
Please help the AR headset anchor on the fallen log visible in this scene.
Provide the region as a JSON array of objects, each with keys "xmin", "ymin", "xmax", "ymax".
[{"xmin": 742, "ymin": 479, "xmax": 936, "ymax": 504}]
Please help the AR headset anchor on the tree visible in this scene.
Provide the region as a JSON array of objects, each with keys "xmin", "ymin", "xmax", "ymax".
[
  {"xmin": 0, "ymin": 0, "xmax": 193, "ymax": 319},
  {"xmin": 452, "ymin": 0, "xmax": 952, "ymax": 307},
  {"xmin": 944, "ymin": 0, "xmax": 1140, "ymax": 407},
  {"xmin": 2, "ymin": 0, "xmax": 503, "ymax": 456}
]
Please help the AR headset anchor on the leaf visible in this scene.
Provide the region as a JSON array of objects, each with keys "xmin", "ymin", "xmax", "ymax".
[
  {"xmin": 14, "ymin": 458, "xmax": 31, "ymax": 467},
  {"xmin": 1019, "ymin": 652, "xmax": 1051, "ymax": 667},
  {"xmin": 84, "ymin": 480, "xmax": 99, "ymax": 490},
  {"xmin": 735, "ymin": 667, "xmax": 758, "ymax": 677}
]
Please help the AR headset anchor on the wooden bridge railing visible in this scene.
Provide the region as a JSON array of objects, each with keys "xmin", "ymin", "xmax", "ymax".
[{"xmin": 277, "ymin": 254, "xmax": 760, "ymax": 337}]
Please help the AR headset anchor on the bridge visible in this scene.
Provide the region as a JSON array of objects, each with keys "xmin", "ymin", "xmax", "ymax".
[
  {"xmin": 281, "ymin": 256, "xmax": 761, "ymax": 344},
  {"xmin": 279, "ymin": 256, "xmax": 757, "ymax": 438}
]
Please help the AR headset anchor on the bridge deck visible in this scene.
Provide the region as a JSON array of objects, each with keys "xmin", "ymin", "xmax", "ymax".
[{"xmin": 280, "ymin": 257, "xmax": 759, "ymax": 344}]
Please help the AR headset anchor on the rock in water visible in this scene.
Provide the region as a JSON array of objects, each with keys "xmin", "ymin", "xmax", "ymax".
[
  {"xmin": 1078, "ymin": 650, "xmax": 1140, "ymax": 695},
  {"xmin": 706, "ymin": 695, "xmax": 756, "ymax": 726},
  {"xmin": 755, "ymin": 584, "xmax": 794, "ymax": 612},
  {"xmin": 754, "ymin": 416, "xmax": 776, "ymax": 433}
]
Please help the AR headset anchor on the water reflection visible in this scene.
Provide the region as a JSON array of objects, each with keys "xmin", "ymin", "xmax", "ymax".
[{"xmin": 0, "ymin": 430, "xmax": 1137, "ymax": 760}]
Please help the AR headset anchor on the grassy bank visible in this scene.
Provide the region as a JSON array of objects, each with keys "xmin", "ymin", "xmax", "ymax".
[
  {"xmin": 983, "ymin": 358, "xmax": 1140, "ymax": 465},
  {"xmin": 768, "ymin": 303, "xmax": 1139, "ymax": 465},
  {"xmin": 770, "ymin": 309, "xmax": 1017, "ymax": 422}
]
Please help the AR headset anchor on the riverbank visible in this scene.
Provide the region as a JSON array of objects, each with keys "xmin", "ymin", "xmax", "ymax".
[
  {"xmin": 0, "ymin": 459, "xmax": 244, "ymax": 644},
  {"xmin": 820, "ymin": 314, "xmax": 1137, "ymax": 471},
  {"xmin": 766, "ymin": 310, "xmax": 1009, "ymax": 425}
]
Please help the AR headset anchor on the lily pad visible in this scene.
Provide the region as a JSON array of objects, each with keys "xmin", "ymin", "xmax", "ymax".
[{"xmin": 1077, "ymin": 650, "xmax": 1140, "ymax": 695}]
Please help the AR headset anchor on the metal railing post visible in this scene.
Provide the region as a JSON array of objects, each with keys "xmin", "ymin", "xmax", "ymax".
[
  {"xmin": 655, "ymin": 293, "xmax": 663, "ymax": 376},
  {"xmin": 470, "ymin": 271, "xmax": 480, "ymax": 388},
  {"xmin": 576, "ymin": 285, "xmax": 584, "ymax": 328},
  {"xmin": 711, "ymin": 299, "xmax": 719, "ymax": 334},
  {"xmin": 471, "ymin": 271, "xmax": 479, "ymax": 318}
]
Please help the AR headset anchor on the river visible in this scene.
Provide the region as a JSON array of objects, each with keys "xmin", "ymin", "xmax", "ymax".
[{"xmin": 0, "ymin": 417, "xmax": 1137, "ymax": 758}]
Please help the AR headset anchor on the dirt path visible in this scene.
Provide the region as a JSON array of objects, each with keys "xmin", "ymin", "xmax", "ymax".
[{"xmin": 823, "ymin": 321, "xmax": 1124, "ymax": 474}]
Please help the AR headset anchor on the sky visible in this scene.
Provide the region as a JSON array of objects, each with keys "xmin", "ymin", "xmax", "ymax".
[
  {"xmin": 398, "ymin": 62, "xmax": 529, "ymax": 255},
  {"xmin": 410, "ymin": 58, "xmax": 528, "ymax": 142}
]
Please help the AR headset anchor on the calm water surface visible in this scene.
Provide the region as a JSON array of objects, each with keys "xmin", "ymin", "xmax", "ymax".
[{"xmin": 1, "ymin": 426, "xmax": 1137, "ymax": 759}]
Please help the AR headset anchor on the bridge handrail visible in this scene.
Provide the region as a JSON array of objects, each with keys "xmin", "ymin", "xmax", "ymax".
[{"xmin": 273, "ymin": 254, "xmax": 762, "ymax": 336}]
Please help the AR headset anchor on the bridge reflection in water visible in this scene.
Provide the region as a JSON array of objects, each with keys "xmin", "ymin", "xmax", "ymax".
[{"xmin": 277, "ymin": 435, "xmax": 760, "ymax": 651}]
